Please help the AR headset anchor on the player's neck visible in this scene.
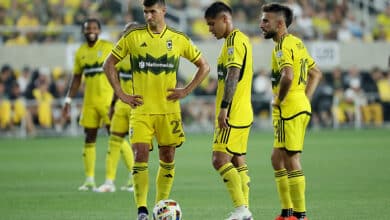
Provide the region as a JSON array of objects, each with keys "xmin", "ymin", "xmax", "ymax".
[
  {"xmin": 87, "ymin": 40, "xmax": 98, "ymax": 47},
  {"xmin": 149, "ymin": 22, "xmax": 166, "ymax": 34},
  {"xmin": 223, "ymin": 24, "xmax": 235, "ymax": 39},
  {"xmin": 274, "ymin": 31, "xmax": 288, "ymax": 42}
]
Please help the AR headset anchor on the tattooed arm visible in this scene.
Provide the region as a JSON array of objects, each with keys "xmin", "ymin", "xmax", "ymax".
[{"xmin": 218, "ymin": 66, "xmax": 240, "ymax": 129}]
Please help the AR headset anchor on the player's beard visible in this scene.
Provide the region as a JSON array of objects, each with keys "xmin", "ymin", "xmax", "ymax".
[
  {"xmin": 84, "ymin": 33, "xmax": 98, "ymax": 44},
  {"xmin": 263, "ymin": 30, "xmax": 277, "ymax": 39}
]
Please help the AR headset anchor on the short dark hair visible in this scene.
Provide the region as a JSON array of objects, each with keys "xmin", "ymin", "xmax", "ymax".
[
  {"xmin": 82, "ymin": 18, "xmax": 101, "ymax": 31},
  {"xmin": 143, "ymin": 0, "xmax": 165, "ymax": 7},
  {"xmin": 204, "ymin": 1, "xmax": 232, "ymax": 19},
  {"xmin": 261, "ymin": 3, "xmax": 293, "ymax": 28}
]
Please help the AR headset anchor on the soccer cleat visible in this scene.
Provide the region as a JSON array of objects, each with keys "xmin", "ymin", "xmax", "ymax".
[
  {"xmin": 94, "ymin": 183, "xmax": 116, "ymax": 193},
  {"xmin": 137, "ymin": 212, "xmax": 149, "ymax": 220},
  {"xmin": 120, "ymin": 183, "xmax": 134, "ymax": 192},
  {"xmin": 225, "ymin": 207, "xmax": 253, "ymax": 220},
  {"xmin": 78, "ymin": 181, "xmax": 96, "ymax": 191}
]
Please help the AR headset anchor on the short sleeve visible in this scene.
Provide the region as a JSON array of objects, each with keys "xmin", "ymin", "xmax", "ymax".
[
  {"xmin": 73, "ymin": 48, "xmax": 82, "ymax": 75},
  {"xmin": 112, "ymin": 36, "xmax": 129, "ymax": 61},
  {"xmin": 276, "ymin": 44, "xmax": 293, "ymax": 69},
  {"xmin": 181, "ymin": 38, "xmax": 201, "ymax": 63},
  {"xmin": 225, "ymin": 38, "xmax": 245, "ymax": 69}
]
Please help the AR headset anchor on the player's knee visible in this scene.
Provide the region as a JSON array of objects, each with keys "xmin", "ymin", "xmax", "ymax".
[
  {"xmin": 158, "ymin": 146, "xmax": 175, "ymax": 163},
  {"xmin": 84, "ymin": 129, "xmax": 98, "ymax": 143},
  {"xmin": 133, "ymin": 147, "xmax": 149, "ymax": 162},
  {"xmin": 271, "ymin": 153, "xmax": 284, "ymax": 170},
  {"xmin": 212, "ymin": 156, "xmax": 227, "ymax": 170}
]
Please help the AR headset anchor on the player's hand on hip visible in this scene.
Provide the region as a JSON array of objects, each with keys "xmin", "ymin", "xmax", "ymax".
[
  {"xmin": 120, "ymin": 94, "xmax": 143, "ymax": 108},
  {"xmin": 218, "ymin": 108, "xmax": 229, "ymax": 129},
  {"xmin": 167, "ymin": 88, "xmax": 188, "ymax": 101}
]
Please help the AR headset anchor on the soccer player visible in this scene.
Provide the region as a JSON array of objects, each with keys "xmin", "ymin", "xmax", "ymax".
[
  {"xmin": 259, "ymin": 3, "xmax": 322, "ymax": 220},
  {"xmin": 62, "ymin": 18, "xmax": 124, "ymax": 191},
  {"xmin": 103, "ymin": 1, "xmax": 210, "ymax": 219},
  {"xmin": 204, "ymin": 2, "xmax": 254, "ymax": 220},
  {"xmin": 95, "ymin": 22, "xmax": 141, "ymax": 193}
]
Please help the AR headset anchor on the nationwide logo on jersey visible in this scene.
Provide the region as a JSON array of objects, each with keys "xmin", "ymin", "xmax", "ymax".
[
  {"xmin": 166, "ymin": 40, "xmax": 172, "ymax": 51},
  {"xmin": 132, "ymin": 53, "xmax": 179, "ymax": 75},
  {"xmin": 140, "ymin": 42, "xmax": 147, "ymax": 47}
]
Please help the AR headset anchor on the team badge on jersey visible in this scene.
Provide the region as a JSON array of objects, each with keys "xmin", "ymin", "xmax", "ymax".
[
  {"xmin": 166, "ymin": 40, "xmax": 172, "ymax": 51},
  {"xmin": 97, "ymin": 50, "xmax": 102, "ymax": 58},
  {"xmin": 227, "ymin": 47, "xmax": 234, "ymax": 55},
  {"xmin": 276, "ymin": 50, "xmax": 283, "ymax": 58}
]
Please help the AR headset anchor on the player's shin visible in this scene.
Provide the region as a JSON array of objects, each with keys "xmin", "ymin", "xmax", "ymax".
[
  {"xmin": 133, "ymin": 162, "xmax": 149, "ymax": 208},
  {"xmin": 155, "ymin": 160, "xmax": 175, "ymax": 203},
  {"xmin": 218, "ymin": 163, "xmax": 245, "ymax": 207}
]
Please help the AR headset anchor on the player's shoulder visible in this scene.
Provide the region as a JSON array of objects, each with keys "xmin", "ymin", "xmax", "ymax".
[
  {"xmin": 166, "ymin": 26, "xmax": 190, "ymax": 40},
  {"xmin": 123, "ymin": 24, "xmax": 148, "ymax": 38},
  {"xmin": 98, "ymin": 39, "xmax": 115, "ymax": 46},
  {"xmin": 276, "ymin": 34, "xmax": 300, "ymax": 50},
  {"xmin": 225, "ymin": 29, "xmax": 250, "ymax": 46},
  {"xmin": 75, "ymin": 42, "xmax": 89, "ymax": 54},
  {"xmin": 285, "ymin": 34, "xmax": 304, "ymax": 46}
]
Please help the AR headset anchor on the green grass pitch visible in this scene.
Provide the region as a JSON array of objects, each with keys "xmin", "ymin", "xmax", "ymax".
[{"xmin": 0, "ymin": 128, "xmax": 389, "ymax": 220}]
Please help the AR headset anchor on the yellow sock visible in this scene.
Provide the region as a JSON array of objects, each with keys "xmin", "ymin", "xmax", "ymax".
[
  {"xmin": 120, "ymin": 139, "xmax": 134, "ymax": 173},
  {"xmin": 237, "ymin": 165, "xmax": 251, "ymax": 207},
  {"xmin": 288, "ymin": 170, "xmax": 306, "ymax": 213},
  {"xmin": 156, "ymin": 160, "xmax": 175, "ymax": 203},
  {"xmin": 83, "ymin": 143, "xmax": 96, "ymax": 178},
  {"xmin": 218, "ymin": 163, "xmax": 245, "ymax": 207},
  {"xmin": 106, "ymin": 135, "xmax": 122, "ymax": 181},
  {"xmin": 133, "ymin": 162, "xmax": 149, "ymax": 208},
  {"xmin": 275, "ymin": 169, "xmax": 293, "ymax": 209}
]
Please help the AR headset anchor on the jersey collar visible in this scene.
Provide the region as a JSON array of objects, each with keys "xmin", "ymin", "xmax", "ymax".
[{"xmin": 147, "ymin": 25, "xmax": 168, "ymax": 38}]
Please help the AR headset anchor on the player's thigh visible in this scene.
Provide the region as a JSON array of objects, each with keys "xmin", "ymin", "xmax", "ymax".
[
  {"xmin": 110, "ymin": 107, "xmax": 130, "ymax": 134},
  {"xmin": 212, "ymin": 126, "xmax": 251, "ymax": 156},
  {"xmin": 154, "ymin": 113, "xmax": 185, "ymax": 147},
  {"xmin": 80, "ymin": 105, "xmax": 107, "ymax": 128},
  {"xmin": 130, "ymin": 114, "xmax": 154, "ymax": 150},
  {"xmin": 283, "ymin": 113, "xmax": 311, "ymax": 152},
  {"xmin": 272, "ymin": 107, "xmax": 285, "ymax": 149},
  {"xmin": 96, "ymin": 104, "xmax": 110, "ymax": 126}
]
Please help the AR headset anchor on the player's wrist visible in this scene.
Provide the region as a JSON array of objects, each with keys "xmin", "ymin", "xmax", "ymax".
[
  {"xmin": 220, "ymin": 100, "xmax": 230, "ymax": 109},
  {"xmin": 64, "ymin": 97, "xmax": 72, "ymax": 105}
]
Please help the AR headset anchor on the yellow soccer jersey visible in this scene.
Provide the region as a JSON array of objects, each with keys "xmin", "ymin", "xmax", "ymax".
[
  {"xmin": 115, "ymin": 55, "xmax": 132, "ymax": 109},
  {"xmin": 73, "ymin": 39, "xmax": 114, "ymax": 106},
  {"xmin": 271, "ymin": 34, "xmax": 316, "ymax": 117},
  {"xmin": 112, "ymin": 25, "xmax": 202, "ymax": 115},
  {"xmin": 216, "ymin": 29, "xmax": 253, "ymax": 127}
]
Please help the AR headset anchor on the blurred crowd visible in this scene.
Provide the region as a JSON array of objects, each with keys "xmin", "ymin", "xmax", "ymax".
[
  {"xmin": 1, "ymin": 0, "xmax": 390, "ymax": 44},
  {"xmin": 1, "ymin": 0, "xmax": 390, "ymax": 135},
  {"xmin": 1, "ymin": 63, "xmax": 389, "ymax": 136}
]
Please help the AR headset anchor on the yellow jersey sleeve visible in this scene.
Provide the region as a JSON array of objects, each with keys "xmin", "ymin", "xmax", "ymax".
[{"xmin": 112, "ymin": 35, "xmax": 130, "ymax": 61}]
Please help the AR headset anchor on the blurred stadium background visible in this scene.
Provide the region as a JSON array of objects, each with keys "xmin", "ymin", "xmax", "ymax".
[
  {"xmin": 0, "ymin": 0, "xmax": 390, "ymax": 137},
  {"xmin": 1, "ymin": 1, "xmax": 390, "ymax": 219}
]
